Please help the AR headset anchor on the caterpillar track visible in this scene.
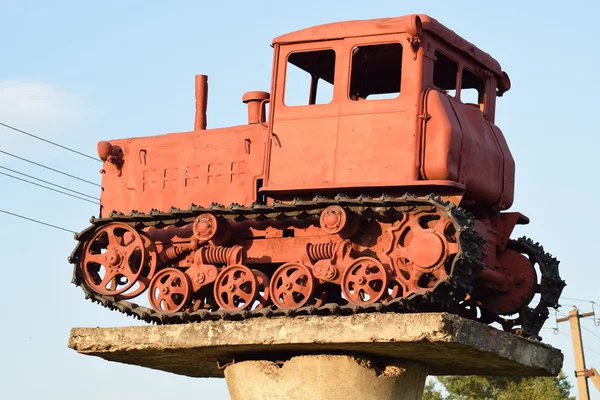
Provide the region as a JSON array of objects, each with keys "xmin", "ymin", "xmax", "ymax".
[{"xmin": 68, "ymin": 193, "xmax": 564, "ymax": 341}]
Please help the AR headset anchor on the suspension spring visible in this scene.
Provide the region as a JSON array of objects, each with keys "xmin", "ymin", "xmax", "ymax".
[
  {"xmin": 158, "ymin": 245, "xmax": 192, "ymax": 267},
  {"xmin": 307, "ymin": 242, "xmax": 336, "ymax": 262},
  {"xmin": 203, "ymin": 246, "xmax": 235, "ymax": 265}
]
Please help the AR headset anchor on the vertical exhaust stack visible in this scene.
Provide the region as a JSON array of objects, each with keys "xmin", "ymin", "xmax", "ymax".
[
  {"xmin": 194, "ymin": 74, "xmax": 208, "ymax": 130},
  {"xmin": 242, "ymin": 91, "xmax": 270, "ymax": 124}
]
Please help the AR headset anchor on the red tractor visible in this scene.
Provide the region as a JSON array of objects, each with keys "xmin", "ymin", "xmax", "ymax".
[{"xmin": 69, "ymin": 14, "xmax": 564, "ymax": 339}]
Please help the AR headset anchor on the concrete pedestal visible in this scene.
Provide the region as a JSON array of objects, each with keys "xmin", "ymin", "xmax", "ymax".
[
  {"xmin": 68, "ymin": 312, "xmax": 564, "ymax": 399},
  {"xmin": 224, "ymin": 355, "xmax": 428, "ymax": 400}
]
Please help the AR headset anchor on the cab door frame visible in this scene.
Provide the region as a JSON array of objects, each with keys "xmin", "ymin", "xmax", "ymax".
[{"xmin": 262, "ymin": 39, "xmax": 345, "ymax": 193}]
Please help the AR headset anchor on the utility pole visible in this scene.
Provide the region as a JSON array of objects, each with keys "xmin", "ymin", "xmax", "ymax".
[{"xmin": 557, "ymin": 308, "xmax": 596, "ymax": 400}]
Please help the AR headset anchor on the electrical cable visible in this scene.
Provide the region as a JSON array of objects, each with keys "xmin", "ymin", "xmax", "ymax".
[
  {"xmin": 581, "ymin": 323, "xmax": 600, "ymax": 342},
  {"xmin": 0, "ymin": 170, "xmax": 99, "ymax": 205},
  {"xmin": 0, "ymin": 122, "xmax": 99, "ymax": 162},
  {"xmin": 562, "ymin": 296, "xmax": 598, "ymax": 304},
  {"xmin": 0, "ymin": 209, "xmax": 76, "ymax": 234},
  {"xmin": 0, "ymin": 165, "xmax": 98, "ymax": 200},
  {"xmin": 553, "ymin": 328, "xmax": 600, "ymax": 358},
  {"xmin": 0, "ymin": 148, "xmax": 100, "ymax": 187}
]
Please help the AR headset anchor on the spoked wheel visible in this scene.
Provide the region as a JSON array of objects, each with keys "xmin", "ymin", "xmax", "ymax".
[
  {"xmin": 252, "ymin": 269, "xmax": 271, "ymax": 310},
  {"xmin": 147, "ymin": 268, "xmax": 191, "ymax": 314},
  {"xmin": 80, "ymin": 222, "xmax": 153, "ymax": 296},
  {"xmin": 270, "ymin": 262, "xmax": 315, "ymax": 309},
  {"xmin": 213, "ymin": 265, "xmax": 258, "ymax": 311},
  {"xmin": 341, "ymin": 257, "xmax": 389, "ymax": 305},
  {"xmin": 117, "ymin": 232, "xmax": 157, "ymax": 300}
]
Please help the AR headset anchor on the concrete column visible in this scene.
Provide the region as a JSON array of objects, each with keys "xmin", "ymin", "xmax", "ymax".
[{"xmin": 224, "ymin": 354, "xmax": 428, "ymax": 400}]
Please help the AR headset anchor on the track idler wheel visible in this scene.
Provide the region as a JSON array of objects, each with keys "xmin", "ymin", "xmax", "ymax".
[
  {"xmin": 270, "ymin": 262, "xmax": 315, "ymax": 309},
  {"xmin": 147, "ymin": 268, "xmax": 191, "ymax": 314},
  {"xmin": 80, "ymin": 222, "xmax": 156, "ymax": 297},
  {"xmin": 341, "ymin": 257, "xmax": 389, "ymax": 305},
  {"xmin": 213, "ymin": 265, "xmax": 258, "ymax": 311}
]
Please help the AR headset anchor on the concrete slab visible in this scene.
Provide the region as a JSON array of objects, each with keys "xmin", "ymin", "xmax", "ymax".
[{"xmin": 68, "ymin": 312, "xmax": 563, "ymax": 378}]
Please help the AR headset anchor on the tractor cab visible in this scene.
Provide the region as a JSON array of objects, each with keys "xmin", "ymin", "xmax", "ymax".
[{"xmin": 260, "ymin": 14, "xmax": 512, "ymax": 207}]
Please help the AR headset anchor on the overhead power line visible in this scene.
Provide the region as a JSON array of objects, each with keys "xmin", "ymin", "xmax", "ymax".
[
  {"xmin": 0, "ymin": 209, "xmax": 76, "ymax": 234},
  {"xmin": 0, "ymin": 170, "xmax": 99, "ymax": 205},
  {"xmin": 553, "ymin": 328, "xmax": 600, "ymax": 358},
  {"xmin": 580, "ymin": 317, "xmax": 600, "ymax": 340},
  {"xmin": 563, "ymin": 296, "xmax": 598, "ymax": 304},
  {"xmin": 0, "ymin": 122, "xmax": 99, "ymax": 162},
  {"xmin": 0, "ymin": 148, "xmax": 100, "ymax": 187},
  {"xmin": 0, "ymin": 165, "xmax": 98, "ymax": 200}
]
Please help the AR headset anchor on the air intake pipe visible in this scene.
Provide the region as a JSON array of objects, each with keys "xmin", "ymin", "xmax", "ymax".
[{"xmin": 242, "ymin": 91, "xmax": 270, "ymax": 124}]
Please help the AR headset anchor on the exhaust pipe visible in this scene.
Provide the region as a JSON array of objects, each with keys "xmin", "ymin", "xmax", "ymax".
[{"xmin": 194, "ymin": 74, "xmax": 208, "ymax": 130}]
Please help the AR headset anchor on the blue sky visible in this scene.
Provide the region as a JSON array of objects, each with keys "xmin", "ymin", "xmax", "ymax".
[{"xmin": 1, "ymin": 0, "xmax": 599, "ymax": 398}]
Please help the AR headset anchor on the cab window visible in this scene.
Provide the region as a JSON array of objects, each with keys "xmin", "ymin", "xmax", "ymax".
[
  {"xmin": 461, "ymin": 68, "xmax": 485, "ymax": 107},
  {"xmin": 433, "ymin": 49, "xmax": 487, "ymax": 111},
  {"xmin": 283, "ymin": 49, "xmax": 335, "ymax": 106},
  {"xmin": 433, "ymin": 50, "xmax": 458, "ymax": 97},
  {"xmin": 349, "ymin": 43, "xmax": 403, "ymax": 101}
]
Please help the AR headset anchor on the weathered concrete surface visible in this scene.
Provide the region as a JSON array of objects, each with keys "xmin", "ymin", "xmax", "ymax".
[
  {"xmin": 68, "ymin": 312, "xmax": 563, "ymax": 378},
  {"xmin": 224, "ymin": 355, "xmax": 428, "ymax": 400}
]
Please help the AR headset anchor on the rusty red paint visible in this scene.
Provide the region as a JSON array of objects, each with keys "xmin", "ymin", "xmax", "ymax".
[{"xmin": 72, "ymin": 14, "xmax": 565, "ymax": 340}]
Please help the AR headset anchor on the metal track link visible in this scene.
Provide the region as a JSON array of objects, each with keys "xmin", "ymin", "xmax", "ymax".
[
  {"xmin": 507, "ymin": 237, "xmax": 565, "ymax": 340},
  {"xmin": 71, "ymin": 193, "xmax": 565, "ymax": 337}
]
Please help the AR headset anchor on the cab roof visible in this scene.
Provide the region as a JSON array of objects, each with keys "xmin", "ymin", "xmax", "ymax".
[{"xmin": 272, "ymin": 14, "xmax": 502, "ymax": 76}]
